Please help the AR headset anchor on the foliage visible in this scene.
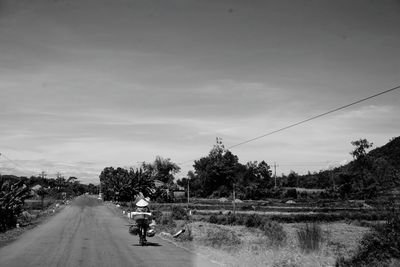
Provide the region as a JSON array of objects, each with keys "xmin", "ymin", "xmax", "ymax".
[
  {"xmin": 171, "ymin": 206, "xmax": 188, "ymax": 220},
  {"xmin": 285, "ymin": 188, "xmax": 298, "ymax": 199},
  {"xmin": 0, "ymin": 177, "xmax": 30, "ymax": 232},
  {"xmin": 186, "ymin": 139, "xmax": 273, "ymax": 200},
  {"xmin": 336, "ymin": 210, "xmax": 400, "ymax": 267},
  {"xmin": 209, "ymin": 215, "xmax": 218, "ymax": 224},
  {"xmin": 99, "ymin": 166, "xmax": 155, "ymax": 201},
  {"xmin": 297, "ymin": 223, "xmax": 323, "ymax": 253},
  {"xmin": 192, "ymin": 143, "xmax": 241, "ymax": 197},
  {"xmin": 245, "ymin": 213, "xmax": 263, "ymax": 228},
  {"xmin": 350, "ymin": 139, "xmax": 374, "ymax": 160},
  {"xmin": 141, "ymin": 156, "xmax": 180, "ymax": 184}
]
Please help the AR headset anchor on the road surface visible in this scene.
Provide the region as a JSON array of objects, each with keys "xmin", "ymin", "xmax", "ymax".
[{"xmin": 0, "ymin": 196, "xmax": 219, "ymax": 267}]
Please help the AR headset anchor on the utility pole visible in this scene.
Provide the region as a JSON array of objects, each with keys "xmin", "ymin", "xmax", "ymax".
[
  {"xmin": 232, "ymin": 183, "xmax": 236, "ymax": 216},
  {"xmin": 273, "ymin": 162, "xmax": 278, "ymax": 189},
  {"xmin": 187, "ymin": 178, "xmax": 190, "ymax": 209},
  {"xmin": 40, "ymin": 171, "xmax": 47, "ymax": 179}
]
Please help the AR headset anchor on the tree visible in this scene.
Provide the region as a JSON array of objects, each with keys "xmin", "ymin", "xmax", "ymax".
[
  {"xmin": 193, "ymin": 141, "xmax": 242, "ymax": 197},
  {"xmin": 350, "ymin": 139, "xmax": 374, "ymax": 195},
  {"xmin": 99, "ymin": 166, "xmax": 155, "ymax": 201},
  {"xmin": 350, "ymin": 139, "xmax": 373, "ymax": 161},
  {"xmin": 287, "ymin": 171, "xmax": 299, "ymax": 187},
  {"xmin": 142, "ymin": 156, "xmax": 180, "ymax": 184},
  {"xmin": 0, "ymin": 178, "xmax": 30, "ymax": 231},
  {"xmin": 237, "ymin": 161, "xmax": 272, "ymax": 199}
]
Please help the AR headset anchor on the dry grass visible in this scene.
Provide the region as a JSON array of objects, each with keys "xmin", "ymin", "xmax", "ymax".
[
  {"xmin": 297, "ymin": 223, "xmax": 323, "ymax": 253},
  {"xmin": 171, "ymin": 221, "xmax": 370, "ymax": 267}
]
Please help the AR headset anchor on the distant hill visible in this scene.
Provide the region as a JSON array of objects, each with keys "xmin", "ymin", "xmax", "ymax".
[
  {"xmin": 368, "ymin": 136, "xmax": 400, "ymax": 173},
  {"xmin": 295, "ymin": 136, "xmax": 400, "ymax": 199}
]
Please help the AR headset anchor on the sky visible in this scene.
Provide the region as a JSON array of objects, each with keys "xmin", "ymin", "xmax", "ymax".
[{"xmin": 0, "ymin": 0, "xmax": 399, "ymax": 184}]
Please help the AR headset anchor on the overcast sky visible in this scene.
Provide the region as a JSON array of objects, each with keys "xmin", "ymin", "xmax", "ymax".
[{"xmin": 0, "ymin": 0, "xmax": 399, "ymax": 184}]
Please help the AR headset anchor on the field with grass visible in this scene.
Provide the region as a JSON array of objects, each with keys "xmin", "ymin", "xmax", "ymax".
[
  {"xmin": 158, "ymin": 221, "xmax": 369, "ymax": 267},
  {"xmin": 112, "ymin": 199, "xmax": 399, "ymax": 266}
]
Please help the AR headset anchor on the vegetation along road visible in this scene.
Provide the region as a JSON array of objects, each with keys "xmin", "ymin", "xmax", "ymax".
[{"xmin": 0, "ymin": 196, "xmax": 218, "ymax": 267}]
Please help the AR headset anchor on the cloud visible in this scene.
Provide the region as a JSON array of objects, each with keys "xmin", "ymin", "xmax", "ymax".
[{"xmin": 1, "ymin": 0, "xmax": 399, "ymax": 182}]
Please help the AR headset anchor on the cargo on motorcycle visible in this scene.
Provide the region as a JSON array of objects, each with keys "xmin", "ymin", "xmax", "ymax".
[{"xmin": 128, "ymin": 198, "xmax": 156, "ymax": 246}]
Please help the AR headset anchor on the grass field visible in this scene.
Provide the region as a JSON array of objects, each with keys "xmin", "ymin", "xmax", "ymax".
[{"xmin": 166, "ymin": 221, "xmax": 370, "ymax": 267}]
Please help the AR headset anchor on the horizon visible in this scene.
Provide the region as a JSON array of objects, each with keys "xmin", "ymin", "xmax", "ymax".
[{"xmin": 1, "ymin": 0, "xmax": 399, "ymax": 184}]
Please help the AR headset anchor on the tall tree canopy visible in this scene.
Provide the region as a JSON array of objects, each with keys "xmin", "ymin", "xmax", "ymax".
[{"xmin": 142, "ymin": 156, "xmax": 180, "ymax": 184}]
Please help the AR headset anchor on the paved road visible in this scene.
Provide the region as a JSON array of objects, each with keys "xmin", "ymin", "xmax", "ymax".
[{"xmin": 0, "ymin": 196, "xmax": 218, "ymax": 267}]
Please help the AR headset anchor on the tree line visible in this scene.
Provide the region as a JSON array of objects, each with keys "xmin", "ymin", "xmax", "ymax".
[
  {"xmin": 177, "ymin": 137, "xmax": 400, "ymax": 200},
  {"xmin": 99, "ymin": 156, "xmax": 180, "ymax": 202},
  {"xmin": 100, "ymin": 137, "xmax": 400, "ymax": 202},
  {"xmin": 0, "ymin": 174, "xmax": 98, "ymax": 231}
]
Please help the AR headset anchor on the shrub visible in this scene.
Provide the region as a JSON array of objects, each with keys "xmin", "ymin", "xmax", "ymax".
[
  {"xmin": 245, "ymin": 214, "xmax": 263, "ymax": 228},
  {"xmin": 0, "ymin": 179, "xmax": 30, "ymax": 231},
  {"xmin": 261, "ymin": 219, "xmax": 287, "ymax": 247},
  {"xmin": 337, "ymin": 210, "xmax": 400, "ymax": 267},
  {"xmin": 209, "ymin": 215, "xmax": 218, "ymax": 224},
  {"xmin": 171, "ymin": 206, "xmax": 188, "ymax": 220},
  {"xmin": 297, "ymin": 223, "xmax": 323, "ymax": 253}
]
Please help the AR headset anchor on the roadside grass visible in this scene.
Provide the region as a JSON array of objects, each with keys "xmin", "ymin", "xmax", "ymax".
[
  {"xmin": 172, "ymin": 221, "xmax": 369, "ymax": 267},
  {"xmin": 117, "ymin": 202, "xmax": 373, "ymax": 266},
  {"xmin": 201, "ymin": 225, "xmax": 241, "ymax": 250},
  {"xmin": 297, "ymin": 223, "xmax": 323, "ymax": 253}
]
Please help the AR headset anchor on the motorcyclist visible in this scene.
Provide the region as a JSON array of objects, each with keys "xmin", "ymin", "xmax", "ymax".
[{"xmin": 133, "ymin": 198, "xmax": 155, "ymax": 244}]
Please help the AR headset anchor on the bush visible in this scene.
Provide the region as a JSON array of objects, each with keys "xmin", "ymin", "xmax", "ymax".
[
  {"xmin": 245, "ymin": 214, "xmax": 263, "ymax": 228},
  {"xmin": 171, "ymin": 206, "xmax": 188, "ymax": 220},
  {"xmin": 297, "ymin": 223, "xmax": 323, "ymax": 253},
  {"xmin": 0, "ymin": 179, "xmax": 30, "ymax": 232},
  {"xmin": 337, "ymin": 210, "xmax": 400, "ymax": 267},
  {"xmin": 261, "ymin": 219, "xmax": 287, "ymax": 247},
  {"xmin": 209, "ymin": 215, "xmax": 218, "ymax": 224}
]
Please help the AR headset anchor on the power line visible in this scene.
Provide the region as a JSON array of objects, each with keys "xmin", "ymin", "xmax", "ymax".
[
  {"xmin": 0, "ymin": 152, "xmax": 38, "ymax": 176},
  {"xmin": 178, "ymin": 84, "xmax": 400, "ymax": 166},
  {"xmin": 228, "ymin": 84, "xmax": 400, "ymax": 149},
  {"xmin": 0, "ymin": 152, "xmax": 26, "ymax": 170}
]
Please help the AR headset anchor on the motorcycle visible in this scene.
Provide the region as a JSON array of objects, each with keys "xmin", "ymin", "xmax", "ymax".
[{"xmin": 128, "ymin": 211, "xmax": 155, "ymax": 246}]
